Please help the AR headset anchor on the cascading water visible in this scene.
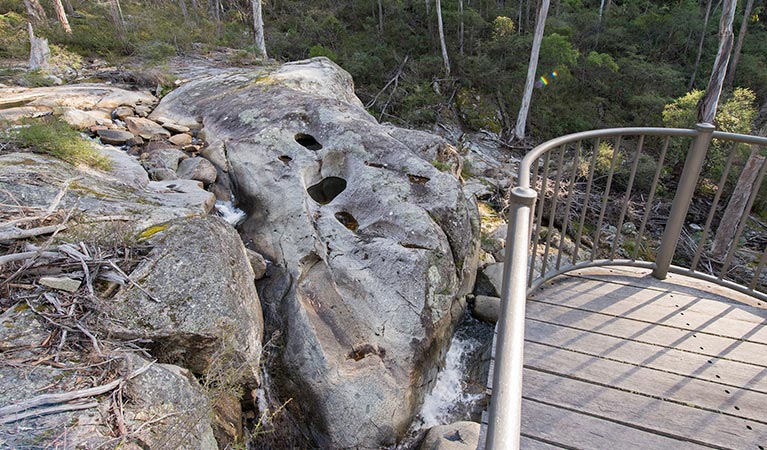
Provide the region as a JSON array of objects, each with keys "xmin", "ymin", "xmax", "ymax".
[{"xmin": 215, "ymin": 199, "xmax": 247, "ymax": 226}]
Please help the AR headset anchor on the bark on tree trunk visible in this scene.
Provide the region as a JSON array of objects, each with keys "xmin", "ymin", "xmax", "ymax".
[
  {"xmin": 109, "ymin": 0, "xmax": 126, "ymax": 43},
  {"xmin": 179, "ymin": 0, "xmax": 189, "ymax": 20},
  {"xmin": 436, "ymin": 0, "xmax": 450, "ymax": 77},
  {"xmin": 459, "ymin": 0, "xmax": 464, "ymax": 56},
  {"xmin": 514, "ymin": 0, "xmax": 550, "ymax": 140},
  {"xmin": 724, "ymin": 0, "xmax": 755, "ymax": 90},
  {"xmin": 689, "ymin": 0, "xmax": 714, "ymax": 89},
  {"xmin": 27, "ymin": 22, "xmax": 50, "ymax": 70},
  {"xmin": 698, "ymin": 0, "xmax": 737, "ymax": 124},
  {"xmin": 62, "ymin": 0, "xmax": 74, "ymax": 15},
  {"xmin": 711, "ymin": 148, "xmax": 765, "ymax": 257},
  {"xmin": 52, "ymin": 0, "xmax": 72, "ymax": 34},
  {"xmin": 252, "ymin": 0, "xmax": 267, "ymax": 58},
  {"xmin": 23, "ymin": 0, "xmax": 47, "ymax": 26}
]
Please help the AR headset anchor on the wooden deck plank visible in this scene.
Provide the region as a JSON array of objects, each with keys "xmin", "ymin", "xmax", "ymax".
[
  {"xmin": 523, "ymin": 367, "xmax": 767, "ymax": 449},
  {"xmin": 525, "ymin": 319, "xmax": 767, "ymax": 393},
  {"xmin": 531, "ymin": 281, "xmax": 767, "ymax": 344},
  {"xmin": 524, "ymin": 341, "xmax": 767, "ymax": 423},
  {"xmin": 526, "ymin": 301, "xmax": 767, "ymax": 367},
  {"xmin": 520, "ymin": 398, "xmax": 712, "ymax": 450},
  {"xmin": 520, "ymin": 435, "xmax": 568, "ymax": 449}
]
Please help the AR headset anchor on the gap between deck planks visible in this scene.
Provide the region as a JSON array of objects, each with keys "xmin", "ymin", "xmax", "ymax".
[{"xmin": 479, "ymin": 267, "xmax": 767, "ymax": 450}]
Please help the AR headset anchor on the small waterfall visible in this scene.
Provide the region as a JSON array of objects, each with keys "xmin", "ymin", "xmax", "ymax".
[
  {"xmin": 417, "ymin": 333, "xmax": 484, "ymax": 428},
  {"xmin": 215, "ymin": 200, "xmax": 246, "ymax": 226}
]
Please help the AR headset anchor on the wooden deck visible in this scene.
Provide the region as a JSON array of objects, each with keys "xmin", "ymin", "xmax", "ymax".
[{"xmin": 481, "ymin": 267, "xmax": 767, "ymax": 450}]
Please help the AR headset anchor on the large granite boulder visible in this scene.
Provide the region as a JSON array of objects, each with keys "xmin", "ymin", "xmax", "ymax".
[
  {"xmin": 103, "ymin": 215, "xmax": 264, "ymax": 386},
  {"xmin": 151, "ymin": 57, "xmax": 481, "ymax": 448}
]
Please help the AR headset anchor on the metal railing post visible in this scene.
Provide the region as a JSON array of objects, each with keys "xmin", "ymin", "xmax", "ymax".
[
  {"xmin": 486, "ymin": 186, "xmax": 537, "ymax": 450},
  {"xmin": 653, "ymin": 123, "xmax": 715, "ymax": 280}
]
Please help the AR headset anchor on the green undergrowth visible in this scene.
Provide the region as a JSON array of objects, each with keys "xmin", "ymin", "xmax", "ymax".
[{"xmin": 6, "ymin": 117, "xmax": 112, "ymax": 170}]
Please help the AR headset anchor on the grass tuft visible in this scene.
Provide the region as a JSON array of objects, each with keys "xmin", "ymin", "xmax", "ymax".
[{"xmin": 7, "ymin": 117, "xmax": 112, "ymax": 170}]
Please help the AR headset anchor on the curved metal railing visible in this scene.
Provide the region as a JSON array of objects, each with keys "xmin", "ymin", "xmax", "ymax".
[{"xmin": 485, "ymin": 123, "xmax": 767, "ymax": 449}]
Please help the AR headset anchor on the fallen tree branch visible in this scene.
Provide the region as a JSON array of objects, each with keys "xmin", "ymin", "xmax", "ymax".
[
  {"xmin": 0, "ymin": 223, "xmax": 68, "ymax": 241},
  {"xmin": 0, "ymin": 401, "xmax": 99, "ymax": 425},
  {"xmin": 0, "ymin": 360, "xmax": 155, "ymax": 420}
]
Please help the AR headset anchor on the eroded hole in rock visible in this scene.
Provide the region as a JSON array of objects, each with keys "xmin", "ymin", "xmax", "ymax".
[
  {"xmin": 295, "ymin": 133, "xmax": 323, "ymax": 150},
  {"xmin": 407, "ymin": 174, "xmax": 430, "ymax": 184},
  {"xmin": 278, "ymin": 155, "xmax": 293, "ymax": 164},
  {"xmin": 348, "ymin": 344, "xmax": 385, "ymax": 361},
  {"xmin": 335, "ymin": 212, "xmax": 358, "ymax": 232},
  {"xmin": 307, "ymin": 177, "xmax": 347, "ymax": 204},
  {"xmin": 366, "ymin": 161, "xmax": 387, "ymax": 169}
]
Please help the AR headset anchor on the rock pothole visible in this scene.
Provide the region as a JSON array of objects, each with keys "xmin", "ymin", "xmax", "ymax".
[
  {"xmin": 295, "ymin": 133, "xmax": 323, "ymax": 150},
  {"xmin": 335, "ymin": 211, "xmax": 359, "ymax": 231},
  {"xmin": 307, "ymin": 176, "xmax": 347, "ymax": 204},
  {"xmin": 408, "ymin": 174, "xmax": 430, "ymax": 184},
  {"xmin": 348, "ymin": 344, "xmax": 386, "ymax": 361}
]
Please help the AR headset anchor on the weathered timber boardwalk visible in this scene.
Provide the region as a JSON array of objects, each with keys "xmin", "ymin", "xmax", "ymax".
[{"xmin": 480, "ymin": 267, "xmax": 767, "ymax": 450}]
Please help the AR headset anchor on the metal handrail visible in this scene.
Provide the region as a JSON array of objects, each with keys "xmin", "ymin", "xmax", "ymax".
[{"xmin": 485, "ymin": 124, "xmax": 767, "ymax": 449}]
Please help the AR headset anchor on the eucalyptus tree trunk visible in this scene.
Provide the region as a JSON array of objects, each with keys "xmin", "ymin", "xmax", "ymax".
[
  {"xmin": 377, "ymin": 0, "xmax": 384, "ymax": 36},
  {"xmin": 179, "ymin": 0, "xmax": 189, "ymax": 21},
  {"xmin": 724, "ymin": 0, "xmax": 755, "ymax": 90},
  {"xmin": 52, "ymin": 0, "xmax": 72, "ymax": 33},
  {"xmin": 689, "ymin": 0, "xmax": 714, "ymax": 90},
  {"xmin": 459, "ymin": 0, "xmax": 464, "ymax": 56},
  {"xmin": 436, "ymin": 0, "xmax": 450, "ymax": 77},
  {"xmin": 62, "ymin": 0, "xmax": 73, "ymax": 15},
  {"xmin": 514, "ymin": 0, "xmax": 550, "ymax": 141},
  {"xmin": 251, "ymin": 0, "xmax": 267, "ymax": 58},
  {"xmin": 109, "ymin": 0, "xmax": 126, "ymax": 43},
  {"xmin": 23, "ymin": 0, "xmax": 47, "ymax": 26},
  {"xmin": 698, "ymin": 0, "xmax": 737, "ymax": 124}
]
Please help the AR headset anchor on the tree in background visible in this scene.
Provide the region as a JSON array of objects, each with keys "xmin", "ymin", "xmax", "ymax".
[
  {"xmin": 22, "ymin": 0, "xmax": 47, "ymax": 26},
  {"xmin": 698, "ymin": 0, "xmax": 737, "ymax": 123},
  {"xmin": 725, "ymin": 0, "xmax": 756, "ymax": 90},
  {"xmin": 52, "ymin": 0, "xmax": 72, "ymax": 34},
  {"xmin": 514, "ymin": 0, "xmax": 550, "ymax": 141},
  {"xmin": 252, "ymin": 0, "xmax": 267, "ymax": 58},
  {"xmin": 436, "ymin": 0, "xmax": 450, "ymax": 77}
]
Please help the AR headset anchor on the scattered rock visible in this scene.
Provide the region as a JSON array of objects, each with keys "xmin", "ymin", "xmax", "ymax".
[
  {"xmin": 38, "ymin": 276, "xmax": 81, "ymax": 293},
  {"xmin": 177, "ymin": 156, "xmax": 217, "ymax": 185},
  {"xmin": 112, "ymin": 105, "xmax": 134, "ymax": 120},
  {"xmin": 162, "ymin": 121, "xmax": 191, "ymax": 134},
  {"xmin": 61, "ymin": 108, "xmax": 112, "ymax": 130},
  {"xmin": 246, "ymin": 248, "xmax": 267, "ymax": 279},
  {"xmin": 474, "ymin": 263, "xmax": 504, "ymax": 297},
  {"xmin": 148, "ymin": 167, "xmax": 178, "ymax": 181},
  {"xmin": 141, "ymin": 147, "xmax": 188, "ymax": 171},
  {"xmin": 97, "ymin": 128, "xmax": 134, "ymax": 145},
  {"xmin": 169, "ymin": 132, "xmax": 193, "ymax": 146},
  {"xmin": 473, "ymin": 295, "xmax": 500, "ymax": 324},
  {"xmin": 125, "ymin": 116, "xmax": 171, "ymax": 140},
  {"xmin": 104, "ymin": 216, "xmax": 264, "ymax": 385},
  {"xmin": 420, "ymin": 422, "xmax": 481, "ymax": 450},
  {"xmin": 134, "ymin": 104, "xmax": 152, "ymax": 117},
  {"xmin": 0, "ymin": 84, "xmax": 156, "ymax": 111}
]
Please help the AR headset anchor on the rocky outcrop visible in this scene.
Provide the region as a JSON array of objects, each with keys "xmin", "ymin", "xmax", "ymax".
[
  {"xmin": 420, "ymin": 421, "xmax": 481, "ymax": 450},
  {"xmin": 151, "ymin": 57, "xmax": 481, "ymax": 448},
  {"xmin": 104, "ymin": 216, "xmax": 264, "ymax": 385}
]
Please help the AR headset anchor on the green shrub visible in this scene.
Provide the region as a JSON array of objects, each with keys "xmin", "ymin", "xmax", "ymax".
[
  {"xmin": 308, "ymin": 44, "xmax": 337, "ymax": 61},
  {"xmin": 7, "ymin": 117, "xmax": 112, "ymax": 170}
]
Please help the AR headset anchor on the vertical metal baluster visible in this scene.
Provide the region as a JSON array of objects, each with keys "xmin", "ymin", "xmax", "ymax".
[
  {"xmin": 720, "ymin": 155, "xmax": 767, "ymax": 280},
  {"xmin": 573, "ymin": 138, "xmax": 601, "ymax": 265},
  {"xmin": 611, "ymin": 135, "xmax": 645, "ymax": 260},
  {"xmin": 690, "ymin": 140, "xmax": 738, "ymax": 272},
  {"xmin": 592, "ymin": 136, "xmax": 623, "ymax": 261},
  {"xmin": 529, "ymin": 152, "xmax": 551, "ymax": 286},
  {"xmin": 557, "ymin": 143, "xmax": 580, "ymax": 270},
  {"xmin": 634, "ymin": 136, "xmax": 670, "ymax": 261},
  {"xmin": 541, "ymin": 146, "xmax": 567, "ymax": 278},
  {"xmin": 525, "ymin": 156, "xmax": 540, "ymax": 287}
]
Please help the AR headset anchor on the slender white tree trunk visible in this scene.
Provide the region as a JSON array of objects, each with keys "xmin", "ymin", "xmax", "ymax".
[
  {"xmin": 698, "ymin": 0, "xmax": 737, "ymax": 123},
  {"xmin": 514, "ymin": 0, "xmax": 550, "ymax": 140},
  {"xmin": 52, "ymin": 0, "xmax": 72, "ymax": 34},
  {"xmin": 378, "ymin": 0, "xmax": 384, "ymax": 36},
  {"xmin": 725, "ymin": 0, "xmax": 755, "ymax": 90},
  {"xmin": 459, "ymin": 0, "xmax": 464, "ymax": 56},
  {"xmin": 179, "ymin": 0, "xmax": 189, "ymax": 21},
  {"xmin": 28, "ymin": 22, "xmax": 50, "ymax": 70},
  {"xmin": 252, "ymin": 0, "xmax": 267, "ymax": 58},
  {"xmin": 689, "ymin": 0, "xmax": 714, "ymax": 89},
  {"xmin": 599, "ymin": 0, "xmax": 605, "ymax": 20},
  {"xmin": 436, "ymin": 0, "xmax": 450, "ymax": 77},
  {"xmin": 109, "ymin": 0, "xmax": 126, "ymax": 43}
]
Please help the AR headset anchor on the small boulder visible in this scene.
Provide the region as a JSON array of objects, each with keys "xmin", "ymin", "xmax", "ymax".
[
  {"xmin": 473, "ymin": 295, "xmax": 500, "ymax": 324},
  {"xmin": 177, "ymin": 156, "xmax": 217, "ymax": 185},
  {"xmin": 97, "ymin": 129, "xmax": 134, "ymax": 145},
  {"xmin": 420, "ymin": 422, "xmax": 481, "ymax": 450},
  {"xmin": 474, "ymin": 263, "xmax": 504, "ymax": 297},
  {"xmin": 39, "ymin": 276, "xmax": 81, "ymax": 293},
  {"xmin": 141, "ymin": 147, "xmax": 189, "ymax": 172},
  {"xmin": 112, "ymin": 105, "xmax": 134, "ymax": 120},
  {"xmin": 245, "ymin": 248, "xmax": 268, "ymax": 279},
  {"xmin": 134, "ymin": 104, "xmax": 152, "ymax": 117},
  {"xmin": 169, "ymin": 133, "xmax": 193, "ymax": 147},
  {"xmin": 125, "ymin": 116, "xmax": 170, "ymax": 140},
  {"xmin": 162, "ymin": 121, "xmax": 191, "ymax": 134},
  {"xmin": 61, "ymin": 108, "xmax": 112, "ymax": 130},
  {"xmin": 148, "ymin": 167, "xmax": 178, "ymax": 181}
]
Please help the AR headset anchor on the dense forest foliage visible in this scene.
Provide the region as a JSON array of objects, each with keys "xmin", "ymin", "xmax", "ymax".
[{"xmin": 2, "ymin": 0, "xmax": 766, "ymax": 143}]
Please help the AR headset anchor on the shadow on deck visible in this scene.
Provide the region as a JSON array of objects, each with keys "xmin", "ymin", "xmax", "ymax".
[{"xmin": 485, "ymin": 266, "xmax": 767, "ymax": 450}]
